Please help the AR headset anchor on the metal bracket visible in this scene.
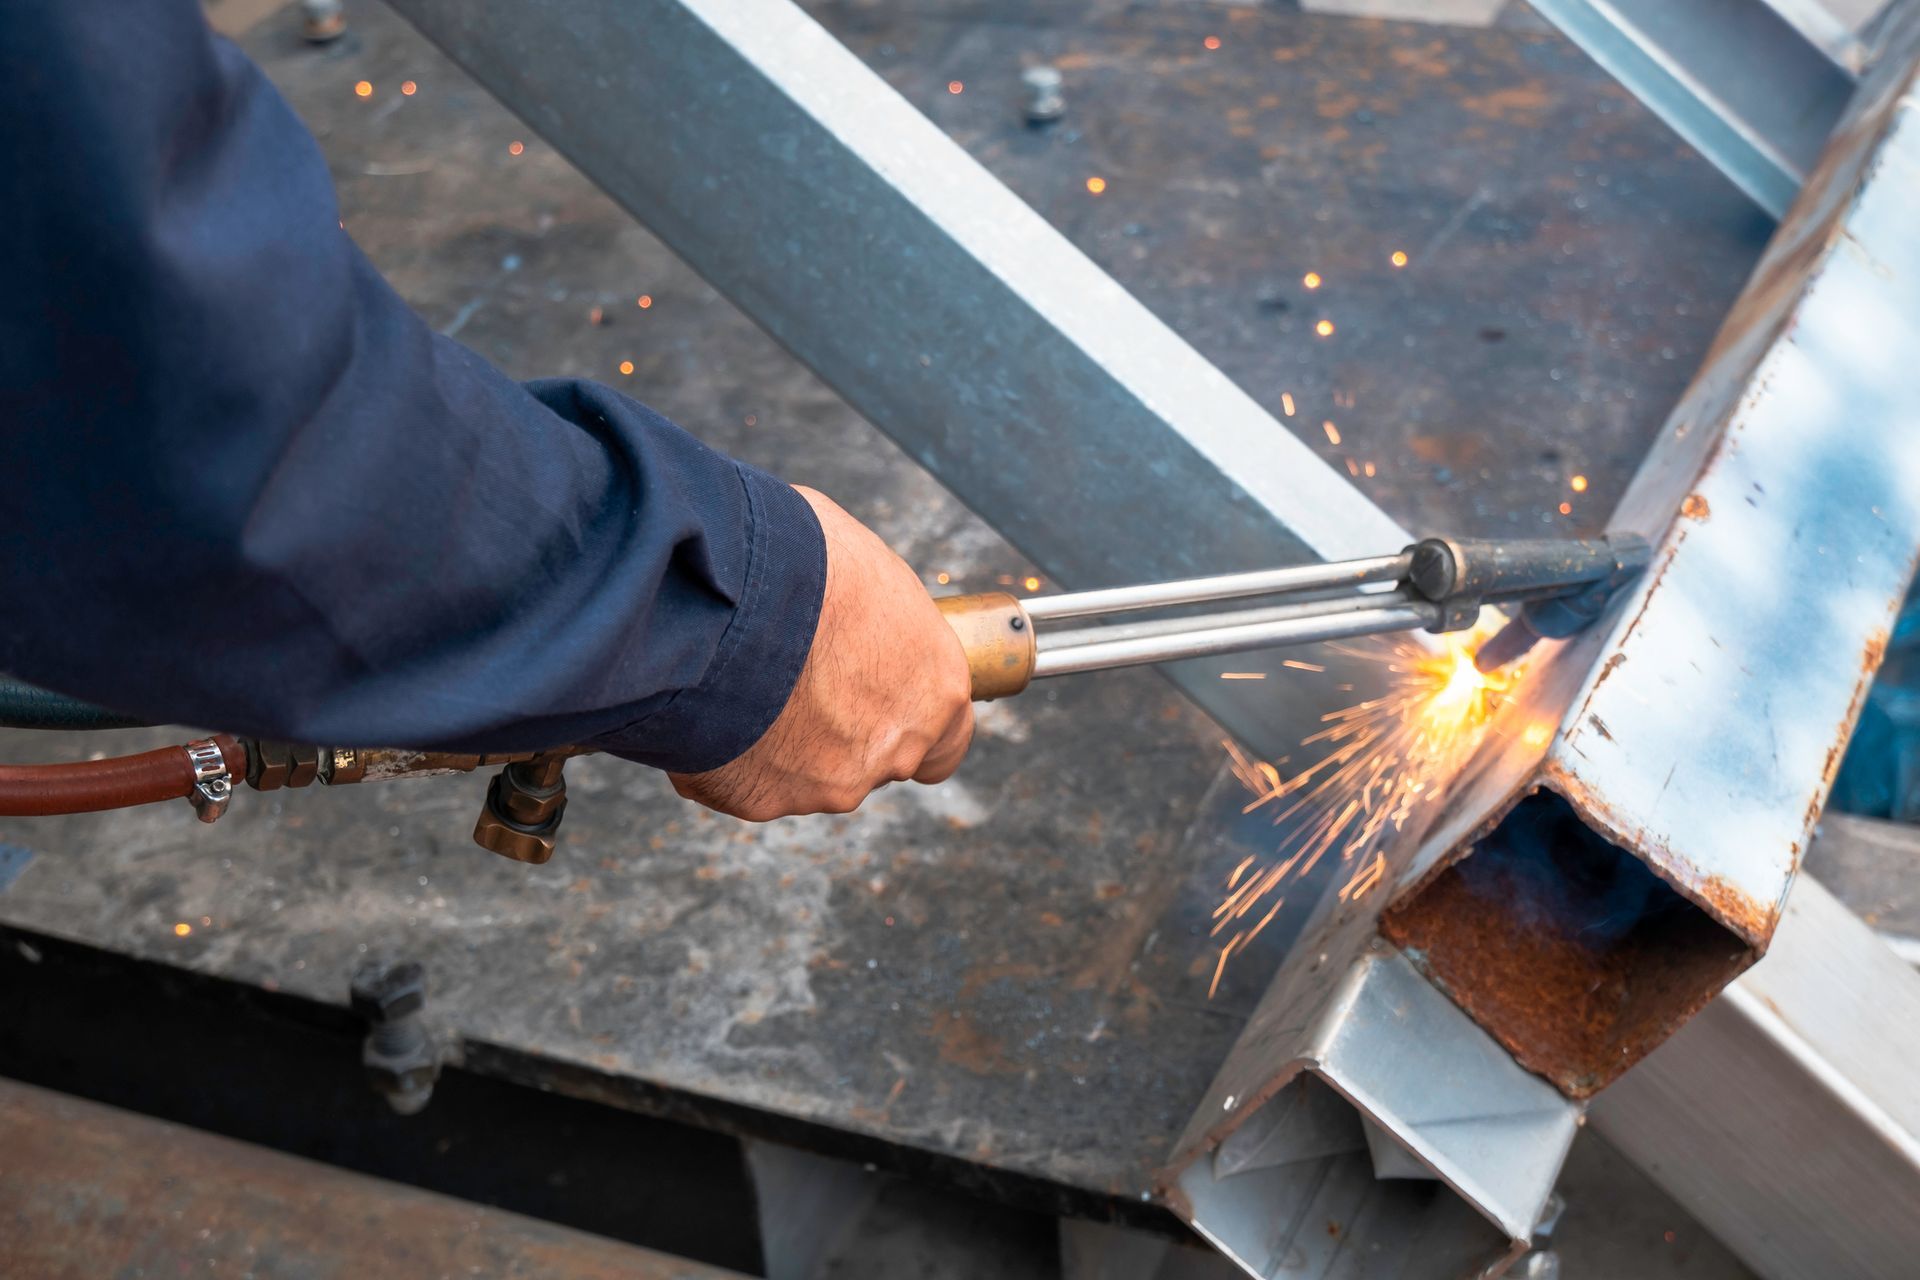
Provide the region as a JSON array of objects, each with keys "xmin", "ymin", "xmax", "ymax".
[{"xmin": 183, "ymin": 739, "xmax": 231, "ymax": 824}]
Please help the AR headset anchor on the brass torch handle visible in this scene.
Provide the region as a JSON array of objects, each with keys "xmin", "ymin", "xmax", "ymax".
[{"xmin": 936, "ymin": 592, "xmax": 1036, "ymax": 701}]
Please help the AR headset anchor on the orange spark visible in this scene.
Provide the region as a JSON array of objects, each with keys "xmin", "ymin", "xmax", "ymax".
[
  {"xmin": 1220, "ymin": 672, "xmax": 1267, "ymax": 680},
  {"xmin": 1022, "ymin": 576, "xmax": 1041, "ymax": 592},
  {"xmin": 1085, "ymin": 176, "xmax": 1108, "ymax": 195},
  {"xmin": 1281, "ymin": 392, "xmax": 1297, "ymax": 416},
  {"xmin": 508, "ymin": 140, "xmax": 525, "ymax": 156},
  {"xmin": 935, "ymin": 572, "xmax": 951, "ymax": 585},
  {"xmin": 1281, "ymin": 659, "xmax": 1325, "ymax": 672},
  {"xmin": 1303, "ymin": 272, "xmax": 1322, "ymax": 290},
  {"xmin": 1323, "ymin": 421, "xmax": 1341, "ymax": 445},
  {"xmin": 637, "ymin": 294, "xmax": 654, "ymax": 309},
  {"xmin": 1315, "ymin": 319, "xmax": 1335, "ymax": 337},
  {"xmin": 1363, "ymin": 461, "xmax": 1376, "ymax": 478},
  {"xmin": 948, "ymin": 80, "xmax": 964, "ymax": 94},
  {"xmin": 401, "ymin": 81, "xmax": 418, "ymax": 96},
  {"xmin": 353, "ymin": 81, "xmax": 373, "ymax": 98},
  {"xmin": 1559, "ymin": 502, "xmax": 1572, "ymax": 515},
  {"xmin": 1570, "ymin": 474, "xmax": 1588, "ymax": 492},
  {"xmin": 173, "ymin": 922, "xmax": 192, "ymax": 937},
  {"xmin": 1204, "ymin": 35, "xmax": 1222, "ymax": 50},
  {"xmin": 1209, "ymin": 631, "xmax": 1519, "ymax": 989},
  {"xmin": 1390, "ymin": 250, "xmax": 1408, "ymax": 268},
  {"xmin": 618, "ymin": 360, "xmax": 634, "ymax": 376}
]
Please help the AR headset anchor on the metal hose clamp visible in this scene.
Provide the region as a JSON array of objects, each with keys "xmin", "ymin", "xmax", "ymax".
[{"xmin": 184, "ymin": 739, "xmax": 232, "ymax": 824}]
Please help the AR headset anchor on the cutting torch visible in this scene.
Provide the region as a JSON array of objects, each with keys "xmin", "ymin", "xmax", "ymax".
[
  {"xmin": 935, "ymin": 534, "xmax": 1651, "ymax": 700},
  {"xmin": 0, "ymin": 534, "xmax": 1647, "ymax": 861}
]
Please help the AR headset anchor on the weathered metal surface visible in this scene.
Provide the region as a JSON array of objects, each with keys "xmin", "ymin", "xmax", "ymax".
[
  {"xmin": 0, "ymin": 0, "xmax": 1762, "ymax": 1228},
  {"xmin": 1590, "ymin": 876, "xmax": 1920, "ymax": 1280},
  {"xmin": 1380, "ymin": 5, "xmax": 1920, "ymax": 1097},
  {"xmin": 0, "ymin": 1076, "xmax": 748, "ymax": 1279},
  {"xmin": 1526, "ymin": 0, "xmax": 1860, "ymax": 216}
]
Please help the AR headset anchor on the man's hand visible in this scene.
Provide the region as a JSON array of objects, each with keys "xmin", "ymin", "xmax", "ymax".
[{"xmin": 668, "ymin": 487, "xmax": 975, "ymax": 820}]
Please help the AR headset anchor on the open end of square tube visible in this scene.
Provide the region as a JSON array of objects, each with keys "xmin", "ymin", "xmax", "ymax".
[
  {"xmin": 1175, "ymin": 1074, "xmax": 1513, "ymax": 1279},
  {"xmin": 1380, "ymin": 791, "xmax": 1756, "ymax": 1097}
]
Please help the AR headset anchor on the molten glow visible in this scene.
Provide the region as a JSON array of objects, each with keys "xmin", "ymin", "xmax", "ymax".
[
  {"xmin": 1315, "ymin": 319, "xmax": 1335, "ymax": 337},
  {"xmin": 354, "ymin": 81, "xmax": 373, "ymax": 98},
  {"xmin": 1085, "ymin": 176, "xmax": 1107, "ymax": 195},
  {"xmin": 508, "ymin": 140, "xmax": 525, "ymax": 156},
  {"xmin": 1390, "ymin": 250, "xmax": 1409, "ymax": 268},
  {"xmin": 618, "ymin": 360, "xmax": 634, "ymax": 376},
  {"xmin": 173, "ymin": 922, "xmax": 192, "ymax": 937},
  {"xmin": 1204, "ymin": 35, "xmax": 1222, "ymax": 50},
  {"xmin": 948, "ymin": 81, "xmax": 964, "ymax": 94},
  {"xmin": 1302, "ymin": 272, "xmax": 1322, "ymax": 290},
  {"xmin": 1322, "ymin": 421, "xmax": 1340, "ymax": 445},
  {"xmin": 637, "ymin": 295, "xmax": 653, "ymax": 309},
  {"xmin": 1570, "ymin": 474, "xmax": 1588, "ymax": 492},
  {"xmin": 1210, "ymin": 631, "xmax": 1518, "ymax": 995},
  {"xmin": 1521, "ymin": 721, "xmax": 1552, "ymax": 747},
  {"xmin": 401, "ymin": 81, "xmax": 418, "ymax": 96}
]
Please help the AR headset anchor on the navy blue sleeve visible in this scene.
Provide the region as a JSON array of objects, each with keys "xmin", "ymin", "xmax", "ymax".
[{"xmin": 0, "ymin": 2, "xmax": 826, "ymax": 773}]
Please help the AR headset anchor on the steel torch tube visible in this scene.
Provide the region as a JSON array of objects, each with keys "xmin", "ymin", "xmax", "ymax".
[
  {"xmin": 1020, "ymin": 554, "xmax": 1412, "ymax": 622},
  {"xmin": 1036, "ymin": 590, "xmax": 1414, "ymax": 652},
  {"xmin": 1031, "ymin": 602, "xmax": 1440, "ymax": 678}
]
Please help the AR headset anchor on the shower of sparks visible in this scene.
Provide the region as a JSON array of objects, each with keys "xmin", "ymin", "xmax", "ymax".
[{"xmin": 1208, "ymin": 632, "xmax": 1517, "ymax": 996}]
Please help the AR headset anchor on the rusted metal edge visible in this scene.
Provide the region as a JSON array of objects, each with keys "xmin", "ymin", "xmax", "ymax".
[{"xmin": 1378, "ymin": 8, "xmax": 1920, "ymax": 1099}]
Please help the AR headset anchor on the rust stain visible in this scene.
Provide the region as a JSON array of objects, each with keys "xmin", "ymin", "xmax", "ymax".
[
  {"xmin": 928, "ymin": 1010, "xmax": 1013, "ymax": 1075},
  {"xmin": 1381, "ymin": 788, "xmax": 1757, "ymax": 1097},
  {"xmin": 1680, "ymin": 493, "xmax": 1710, "ymax": 520},
  {"xmin": 1690, "ymin": 874, "xmax": 1778, "ymax": 946},
  {"xmin": 1457, "ymin": 82, "xmax": 1551, "ymax": 123}
]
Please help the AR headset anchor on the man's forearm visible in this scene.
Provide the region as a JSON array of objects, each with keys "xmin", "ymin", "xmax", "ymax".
[{"xmin": 0, "ymin": 1, "xmax": 824, "ymax": 771}]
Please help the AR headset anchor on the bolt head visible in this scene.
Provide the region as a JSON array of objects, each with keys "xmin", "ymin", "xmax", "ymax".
[{"xmin": 350, "ymin": 960, "xmax": 426, "ymax": 1022}]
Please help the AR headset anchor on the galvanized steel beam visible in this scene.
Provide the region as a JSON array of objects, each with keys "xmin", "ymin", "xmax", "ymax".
[
  {"xmin": 1591, "ymin": 875, "xmax": 1920, "ymax": 1280},
  {"xmin": 1379, "ymin": 3, "xmax": 1920, "ymax": 1096},
  {"xmin": 1527, "ymin": 0, "xmax": 1865, "ymax": 216},
  {"xmin": 382, "ymin": 0, "xmax": 1409, "ymax": 764}
]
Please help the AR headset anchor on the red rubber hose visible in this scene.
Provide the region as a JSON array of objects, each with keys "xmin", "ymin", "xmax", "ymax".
[{"xmin": 0, "ymin": 736, "xmax": 246, "ymax": 816}]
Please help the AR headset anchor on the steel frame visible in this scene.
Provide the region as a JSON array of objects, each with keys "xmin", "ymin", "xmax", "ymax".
[{"xmin": 381, "ymin": 1, "xmax": 1920, "ymax": 1275}]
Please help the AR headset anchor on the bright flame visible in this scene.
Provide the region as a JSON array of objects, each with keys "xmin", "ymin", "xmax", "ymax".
[{"xmin": 1209, "ymin": 631, "xmax": 1518, "ymax": 995}]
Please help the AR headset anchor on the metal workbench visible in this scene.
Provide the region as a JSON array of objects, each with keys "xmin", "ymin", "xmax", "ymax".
[{"xmin": 0, "ymin": 0, "xmax": 1772, "ymax": 1268}]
